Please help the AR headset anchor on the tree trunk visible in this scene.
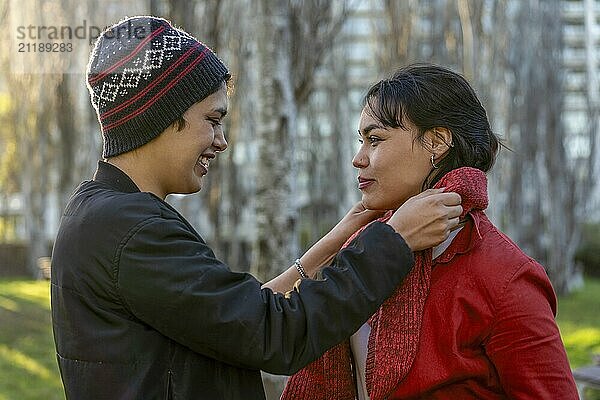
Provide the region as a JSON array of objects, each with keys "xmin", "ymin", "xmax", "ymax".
[
  {"xmin": 55, "ymin": 75, "xmax": 78, "ymax": 212},
  {"xmin": 252, "ymin": 0, "xmax": 297, "ymax": 281}
]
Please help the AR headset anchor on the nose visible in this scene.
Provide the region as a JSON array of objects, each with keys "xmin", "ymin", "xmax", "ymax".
[
  {"xmin": 213, "ymin": 127, "xmax": 228, "ymax": 152},
  {"xmin": 352, "ymin": 147, "xmax": 368, "ymax": 168}
]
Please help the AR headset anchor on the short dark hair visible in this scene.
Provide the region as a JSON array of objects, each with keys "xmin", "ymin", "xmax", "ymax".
[
  {"xmin": 363, "ymin": 63, "xmax": 501, "ymax": 189},
  {"xmin": 174, "ymin": 116, "xmax": 187, "ymax": 131}
]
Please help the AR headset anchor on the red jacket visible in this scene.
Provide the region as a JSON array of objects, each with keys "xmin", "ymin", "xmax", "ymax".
[{"xmin": 391, "ymin": 212, "xmax": 578, "ymax": 399}]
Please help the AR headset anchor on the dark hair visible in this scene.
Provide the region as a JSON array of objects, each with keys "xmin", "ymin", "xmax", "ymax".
[
  {"xmin": 363, "ymin": 63, "xmax": 500, "ymax": 189},
  {"xmin": 174, "ymin": 116, "xmax": 188, "ymax": 131}
]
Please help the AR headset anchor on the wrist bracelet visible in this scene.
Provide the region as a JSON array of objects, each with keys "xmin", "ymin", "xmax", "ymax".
[{"xmin": 294, "ymin": 258, "xmax": 309, "ymax": 279}]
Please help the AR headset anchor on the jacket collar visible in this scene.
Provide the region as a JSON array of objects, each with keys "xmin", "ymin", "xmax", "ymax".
[
  {"xmin": 93, "ymin": 160, "xmax": 140, "ymax": 194},
  {"xmin": 434, "ymin": 211, "xmax": 486, "ymax": 265}
]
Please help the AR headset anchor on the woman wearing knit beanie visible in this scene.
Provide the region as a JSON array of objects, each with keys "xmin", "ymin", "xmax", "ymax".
[
  {"xmin": 51, "ymin": 18, "xmax": 464, "ymax": 399},
  {"xmin": 282, "ymin": 64, "xmax": 578, "ymax": 400}
]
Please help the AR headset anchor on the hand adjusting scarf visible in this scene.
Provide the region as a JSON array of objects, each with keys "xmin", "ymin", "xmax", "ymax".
[{"xmin": 281, "ymin": 167, "xmax": 488, "ymax": 400}]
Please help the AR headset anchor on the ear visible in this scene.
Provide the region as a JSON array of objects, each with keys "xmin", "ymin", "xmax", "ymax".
[{"xmin": 424, "ymin": 127, "xmax": 453, "ymax": 158}]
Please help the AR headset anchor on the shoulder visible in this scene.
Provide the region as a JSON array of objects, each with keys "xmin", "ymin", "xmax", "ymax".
[
  {"xmin": 453, "ymin": 215, "xmax": 554, "ymax": 309},
  {"xmin": 73, "ymin": 181, "xmax": 176, "ymax": 223},
  {"xmin": 474, "ymin": 216, "xmax": 533, "ymax": 269},
  {"xmin": 468, "ymin": 216, "xmax": 543, "ymax": 276},
  {"xmin": 61, "ymin": 181, "xmax": 188, "ymax": 248}
]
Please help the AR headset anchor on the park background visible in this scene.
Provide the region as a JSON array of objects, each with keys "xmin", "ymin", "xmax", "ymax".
[{"xmin": 1, "ymin": 0, "xmax": 599, "ymax": 398}]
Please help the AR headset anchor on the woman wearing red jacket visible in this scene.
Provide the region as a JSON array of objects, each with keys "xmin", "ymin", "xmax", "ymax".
[{"xmin": 279, "ymin": 64, "xmax": 578, "ymax": 399}]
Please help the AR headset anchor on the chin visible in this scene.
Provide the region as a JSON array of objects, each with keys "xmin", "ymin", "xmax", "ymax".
[
  {"xmin": 190, "ymin": 183, "xmax": 202, "ymax": 194},
  {"xmin": 187, "ymin": 174, "xmax": 204, "ymax": 193},
  {"xmin": 362, "ymin": 195, "xmax": 404, "ymax": 211},
  {"xmin": 361, "ymin": 196, "xmax": 384, "ymax": 211}
]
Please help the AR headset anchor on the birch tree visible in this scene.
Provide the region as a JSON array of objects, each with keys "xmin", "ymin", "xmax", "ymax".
[
  {"xmin": 582, "ymin": 0, "xmax": 600, "ymax": 235},
  {"xmin": 498, "ymin": 0, "xmax": 582, "ymax": 294},
  {"xmin": 252, "ymin": 0, "xmax": 297, "ymax": 280},
  {"xmin": 252, "ymin": 0, "xmax": 351, "ymax": 281}
]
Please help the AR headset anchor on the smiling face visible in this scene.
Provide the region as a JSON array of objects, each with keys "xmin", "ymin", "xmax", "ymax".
[
  {"xmin": 353, "ymin": 106, "xmax": 433, "ymax": 210},
  {"xmin": 147, "ymin": 83, "xmax": 228, "ymax": 197}
]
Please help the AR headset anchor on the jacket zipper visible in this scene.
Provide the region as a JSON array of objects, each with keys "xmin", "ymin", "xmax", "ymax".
[{"xmin": 166, "ymin": 370, "xmax": 173, "ymax": 400}]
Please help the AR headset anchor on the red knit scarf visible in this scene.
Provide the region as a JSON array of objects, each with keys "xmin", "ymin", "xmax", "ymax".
[{"xmin": 281, "ymin": 167, "xmax": 488, "ymax": 400}]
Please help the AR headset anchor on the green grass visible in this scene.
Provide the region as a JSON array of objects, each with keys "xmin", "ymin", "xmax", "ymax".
[
  {"xmin": 0, "ymin": 277, "xmax": 599, "ymax": 399},
  {"xmin": 0, "ymin": 278, "xmax": 64, "ymax": 400},
  {"xmin": 556, "ymin": 277, "xmax": 600, "ymax": 399},
  {"xmin": 557, "ymin": 277, "xmax": 600, "ymax": 367}
]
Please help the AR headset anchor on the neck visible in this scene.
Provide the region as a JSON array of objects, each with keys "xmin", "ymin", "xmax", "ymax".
[{"xmin": 106, "ymin": 155, "xmax": 166, "ymax": 199}]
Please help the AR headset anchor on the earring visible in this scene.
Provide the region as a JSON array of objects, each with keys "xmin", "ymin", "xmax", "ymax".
[{"xmin": 431, "ymin": 154, "xmax": 439, "ymax": 169}]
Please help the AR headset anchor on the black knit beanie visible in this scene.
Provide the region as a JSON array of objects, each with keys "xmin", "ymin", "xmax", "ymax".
[{"xmin": 86, "ymin": 16, "xmax": 230, "ymax": 158}]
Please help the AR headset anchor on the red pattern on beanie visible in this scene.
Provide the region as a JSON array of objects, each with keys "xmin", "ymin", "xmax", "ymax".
[{"xmin": 281, "ymin": 167, "xmax": 488, "ymax": 400}]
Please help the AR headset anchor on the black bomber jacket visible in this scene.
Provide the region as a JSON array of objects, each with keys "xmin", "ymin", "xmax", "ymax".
[{"xmin": 51, "ymin": 161, "xmax": 414, "ymax": 399}]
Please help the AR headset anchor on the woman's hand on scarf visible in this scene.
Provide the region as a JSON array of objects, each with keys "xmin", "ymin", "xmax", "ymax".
[{"xmin": 387, "ymin": 188, "xmax": 463, "ymax": 251}]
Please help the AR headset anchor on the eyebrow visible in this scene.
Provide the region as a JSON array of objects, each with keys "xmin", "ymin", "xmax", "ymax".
[
  {"xmin": 357, "ymin": 123, "xmax": 383, "ymax": 136},
  {"xmin": 211, "ymin": 107, "xmax": 228, "ymax": 118}
]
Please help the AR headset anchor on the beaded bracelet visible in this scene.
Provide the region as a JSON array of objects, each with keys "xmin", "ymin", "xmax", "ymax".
[{"xmin": 293, "ymin": 258, "xmax": 309, "ymax": 279}]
